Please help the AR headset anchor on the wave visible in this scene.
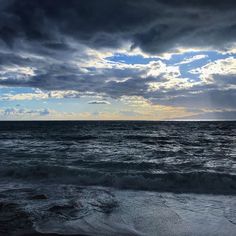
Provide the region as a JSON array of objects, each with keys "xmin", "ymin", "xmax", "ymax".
[
  {"xmin": 1, "ymin": 165, "xmax": 236, "ymax": 194},
  {"xmin": 124, "ymin": 135, "xmax": 174, "ymax": 144}
]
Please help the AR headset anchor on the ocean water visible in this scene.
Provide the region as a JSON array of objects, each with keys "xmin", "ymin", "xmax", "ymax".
[{"xmin": 0, "ymin": 121, "xmax": 236, "ymax": 235}]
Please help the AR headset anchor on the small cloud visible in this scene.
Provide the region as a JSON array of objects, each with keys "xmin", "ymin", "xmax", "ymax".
[
  {"xmin": 0, "ymin": 108, "xmax": 51, "ymax": 117},
  {"xmin": 88, "ymin": 100, "xmax": 110, "ymax": 105},
  {"xmin": 176, "ymin": 55, "xmax": 208, "ymax": 65},
  {"xmin": 39, "ymin": 108, "xmax": 50, "ymax": 116}
]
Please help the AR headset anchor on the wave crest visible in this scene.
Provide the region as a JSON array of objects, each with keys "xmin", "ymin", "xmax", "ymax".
[{"xmin": 1, "ymin": 165, "xmax": 236, "ymax": 194}]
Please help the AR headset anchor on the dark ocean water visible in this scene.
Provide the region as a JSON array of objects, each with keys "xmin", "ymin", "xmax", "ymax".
[
  {"xmin": 0, "ymin": 121, "xmax": 235, "ymax": 194},
  {"xmin": 0, "ymin": 121, "xmax": 236, "ymax": 236}
]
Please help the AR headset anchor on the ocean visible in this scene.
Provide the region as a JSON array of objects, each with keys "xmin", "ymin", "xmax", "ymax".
[{"xmin": 0, "ymin": 121, "xmax": 235, "ymax": 235}]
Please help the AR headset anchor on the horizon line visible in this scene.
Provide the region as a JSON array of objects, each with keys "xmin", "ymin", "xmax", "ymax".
[{"xmin": 0, "ymin": 119, "xmax": 235, "ymax": 122}]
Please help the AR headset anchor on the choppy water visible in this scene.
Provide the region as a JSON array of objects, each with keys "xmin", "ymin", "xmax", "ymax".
[
  {"xmin": 0, "ymin": 121, "xmax": 236, "ymax": 235},
  {"xmin": 0, "ymin": 121, "xmax": 236, "ymax": 194}
]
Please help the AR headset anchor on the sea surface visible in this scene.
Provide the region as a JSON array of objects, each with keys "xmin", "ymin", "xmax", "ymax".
[{"xmin": 0, "ymin": 121, "xmax": 236, "ymax": 235}]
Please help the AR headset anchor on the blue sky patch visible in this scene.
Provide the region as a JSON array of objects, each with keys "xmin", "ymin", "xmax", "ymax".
[{"xmin": 106, "ymin": 54, "xmax": 159, "ymax": 64}]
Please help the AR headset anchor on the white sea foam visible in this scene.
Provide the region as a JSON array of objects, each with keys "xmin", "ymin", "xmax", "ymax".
[{"xmin": 1, "ymin": 182, "xmax": 235, "ymax": 236}]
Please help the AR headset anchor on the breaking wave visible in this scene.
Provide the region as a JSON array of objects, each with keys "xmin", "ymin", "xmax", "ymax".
[{"xmin": 1, "ymin": 164, "xmax": 236, "ymax": 194}]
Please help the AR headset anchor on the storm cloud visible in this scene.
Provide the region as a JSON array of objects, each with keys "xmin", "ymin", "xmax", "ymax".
[
  {"xmin": 0, "ymin": 0, "xmax": 236, "ymax": 52},
  {"xmin": 0, "ymin": 0, "xmax": 236, "ymax": 119}
]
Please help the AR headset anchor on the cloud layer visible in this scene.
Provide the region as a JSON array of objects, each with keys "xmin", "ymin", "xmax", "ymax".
[
  {"xmin": 0, "ymin": 0, "xmax": 236, "ymax": 119},
  {"xmin": 1, "ymin": 0, "xmax": 236, "ymax": 52}
]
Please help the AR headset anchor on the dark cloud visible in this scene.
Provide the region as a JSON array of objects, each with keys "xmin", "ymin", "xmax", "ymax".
[
  {"xmin": 0, "ymin": 0, "xmax": 236, "ymax": 53},
  {"xmin": 88, "ymin": 100, "xmax": 110, "ymax": 105},
  {"xmin": 0, "ymin": 52, "xmax": 33, "ymax": 67},
  {"xmin": 212, "ymin": 75, "xmax": 236, "ymax": 85},
  {"xmin": 0, "ymin": 0, "xmax": 235, "ymax": 119},
  {"xmin": 148, "ymin": 86, "xmax": 236, "ymax": 110}
]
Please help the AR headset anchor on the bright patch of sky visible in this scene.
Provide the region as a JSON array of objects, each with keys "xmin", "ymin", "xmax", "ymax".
[
  {"xmin": 107, "ymin": 50, "xmax": 236, "ymax": 83},
  {"xmin": 1, "ymin": 49, "xmax": 235, "ymax": 120},
  {"xmin": 106, "ymin": 54, "xmax": 159, "ymax": 65}
]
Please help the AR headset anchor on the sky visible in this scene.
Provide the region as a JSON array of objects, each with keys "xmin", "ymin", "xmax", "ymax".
[{"xmin": 0, "ymin": 0, "xmax": 236, "ymax": 120}]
